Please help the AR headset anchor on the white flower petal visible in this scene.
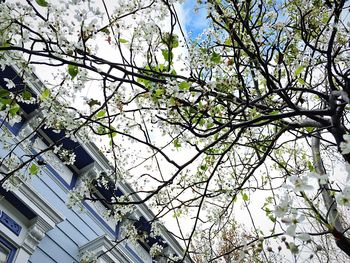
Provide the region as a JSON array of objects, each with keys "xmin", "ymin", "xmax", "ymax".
[
  {"xmin": 297, "ymin": 233, "xmax": 311, "ymax": 242},
  {"xmin": 286, "ymin": 224, "xmax": 297, "ymax": 236}
]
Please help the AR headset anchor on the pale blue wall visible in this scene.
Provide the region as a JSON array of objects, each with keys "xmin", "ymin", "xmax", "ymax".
[{"xmin": 0, "ymin": 130, "xmax": 143, "ymax": 263}]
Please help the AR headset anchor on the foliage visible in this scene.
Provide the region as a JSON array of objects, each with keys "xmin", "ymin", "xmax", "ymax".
[{"xmin": 0, "ymin": 0, "xmax": 350, "ymax": 262}]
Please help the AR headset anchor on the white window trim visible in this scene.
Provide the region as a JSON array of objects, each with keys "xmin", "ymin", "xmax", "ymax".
[
  {"xmin": 79, "ymin": 235, "xmax": 133, "ymax": 263},
  {"xmin": 1, "ymin": 182, "xmax": 64, "ymax": 263}
]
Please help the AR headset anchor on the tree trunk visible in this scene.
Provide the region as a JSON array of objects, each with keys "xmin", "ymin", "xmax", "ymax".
[{"xmin": 311, "ymin": 134, "xmax": 350, "ymax": 257}]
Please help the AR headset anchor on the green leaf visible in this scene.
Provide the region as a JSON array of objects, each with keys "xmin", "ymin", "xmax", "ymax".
[
  {"xmin": 179, "ymin": 81, "xmax": 191, "ymax": 91},
  {"xmin": 97, "ymin": 125, "xmax": 106, "ymax": 135},
  {"xmin": 289, "ymin": 243, "xmax": 299, "ymax": 254},
  {"xmin": 170, "ymin": 69, "xmax": 177, "ymax": 75},
  {"xmin": 200, "ymin": 164, "xmax": 208, "ymax": 171},
  {"xmin": 206, "ymin": 122, "xmax": 214, "ymax": 129},
  {"xmin": 9, "ymin": 104, "xmax": 20, "ymax": 116},
  {"xmin": 137, "ymin": 77, "xmax": 150, "ymax": 86},
  {"xmin": 96, "ymin": 110, "xmax": 106, "ymax": 118},
  {"xmin": 173, "ymin": 138, "xmax": 181, "ymax": 149},
  {"xmin": 0, "ymin": 98, "xmax": 12, "ymax": 108},
  {"xmin": 40, "ymin": 88, "xmax": 50, "ymax": 101},
  {"xmin": 162, "ymin": 49, "xmax": 169, "ymax": 60},
  {"xmin": 224, "ymin": 38, "xmax": 232, "ymax": 45},
  {"xmin": 210, "ymin": 52, "xmax": 221, "ymax": 64},
  {"xmin": 321, "ymin": 13, "xmax": 329, "ymax": 23},
  {"xmin": 119, "ymin": 38, "xmax": 128, "ymax": 44},
  {"xmin": 242, "ymin": 193, "xmax": 249, "ymax": 201},
  {"xmin": 162, "ymin": 33, "xmax": 179, "ymax": 49},
  {"xmin": 297, "ymin": 78, "xmax": 305, "ymax": 85},
  {"xmin": 198, "ymin": 118, "xmax": 205, "ymax": 126},
  {"xmin": 0, "ymin": 88, "xmax": 9, "ymax": 98},
  {"xmin": 295, "ymin": 65, "xmax": 304, "ymax": 76},
  {"xmin": 87, "ymin": 99, "xmax": 101, "ymax": 107},
  {"xmin": 169, "ymin": 35, "xmax": 179, "ymax": 48},
  {"xmin": 306, "ymin": 126, "xmax": 314, "ymax": 133},
  {"xmin": 36, "ymin": 0, "xmax": 49, "ymax": 7},
  {"xmin": 29, "ymin": 163, "xmax": 39, "ymax": 175},
  {"xmin": 268, "ymin": 215, "xmax": 276, "ymax": 223},
  {"xmin": 169, "ymin": 97, "xmax": 177, "ymax": 106},
  {"xmin": 68, "ymin": 64, "xmax": 79, "ymax": 79},
  {"xmin": 0, "ymin": 42, "xmax": 10, "ymax": 50},
  {"xmin": 161, "ymin": 49, "xmax": 173, "ymax": 61},
  {"xmin": 154, "ymin": 88, "xmax": 164, "ymax": 97},
  {"xmin": 173, "ymin": 209, "xmax": 182, "ymax": 218},
  {"xmin": 108, "ymin": 126, "xmax": 117, "ymax": 138},
  {"xmin": 307, "ymin": 161, "xmax": 315, "ymax": 172},
  {"xmin": 22, "ymin": 90, "xmax": 32, "ymax": 100},
  {"xmin": 101, "ymin": 28, "xmax": 110, "ymax": 34},
  {"xmin": 268, "ymin": 110, "xmax": 280, "ymax": 115}
]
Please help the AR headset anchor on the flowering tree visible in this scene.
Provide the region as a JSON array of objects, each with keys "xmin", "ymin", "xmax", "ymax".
[{"xmin": 0, "ymin": 0, "xmax": 350, "ymax": 261}]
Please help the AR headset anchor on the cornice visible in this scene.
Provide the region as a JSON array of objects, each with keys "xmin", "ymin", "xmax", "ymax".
[
  {"xmin": 15, "ymin": 181, "xmax": 64, "ymax": 227},
  {"xmin": 79, "ymin": 235, "xmax": 133, "ymax": 263},
  {"xmin": 23, "ymin": 216, "xmax": 52, "ymax": 254}
]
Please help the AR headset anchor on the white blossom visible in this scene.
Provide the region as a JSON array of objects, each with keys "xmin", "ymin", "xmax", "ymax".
[
  {"xmin": 296, "ymin": 233, "xmax": 311, "ymax": 242},
  {"xmin": 281, "ymin": 215, "xmax": 305, "ymax": 236},
  {"xmin": 80, "ymin": 250, "xmax": 97, "ymax": 263},
  {"xmin": 288, "ymin": 175, "xmax": 313, "ymax": 192},
  {"xmin": 8, "ymin": 114, "xmax": 22, "ymax": 126},
  {"xmin": 340, "ymin": 134, "xmax": 350, "ymax": 154},
  {"xmin": 309, "ymin": 172, "xmax": 329, "ymax": 185},
  {"xmin": 149, "ymin": 243, "xmax": 163, "ymax": 258},
  {"xmin": 66, "ymin": 181, "xmax": 89, "ymax": 210},
  {"xmin": 110, "ymin": 196, "xmax": 134, "ymax": 223},
  {"xmin": 3, "ymin": 78, "xmax": 16, "ymax": 89},
  {"xmin": 288, "ymin": 242, "xmax": 299, "ymax": 254},
  {"xmin": 344, "ymin": 162, "xmax": 350, "ymax": 181},
  {"xmin": 336, "ymin": 186, "xmax": 350, "ymax": 206},
  {"xmin": 120, "ymin": 221, "xmax": 139, "ymax": 244},
  {"xmin": 150, "ymin": 221, "xmax": 162, "ymax": 238}
]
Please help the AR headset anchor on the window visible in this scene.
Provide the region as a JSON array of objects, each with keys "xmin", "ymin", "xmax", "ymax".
[
  {"xmin": 0, "ymin": 236, "xmax": 16, "ymax": 263},
  {"xmin": 0, "ymin": 244, "xmax": 9, "ymax": 263}
]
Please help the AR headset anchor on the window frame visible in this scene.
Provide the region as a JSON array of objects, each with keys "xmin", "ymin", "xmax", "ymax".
[{"xmin": 0, "ymin": 236, "xmax": 16, "ymax": 263}]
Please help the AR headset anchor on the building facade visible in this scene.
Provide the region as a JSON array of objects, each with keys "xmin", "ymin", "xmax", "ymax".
[{"xmin": 0, "ymin": 66, "xmax": 187, "ymax": 263}]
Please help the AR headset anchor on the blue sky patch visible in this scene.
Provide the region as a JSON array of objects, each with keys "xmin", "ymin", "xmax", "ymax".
[{"xmin": 182, "ymin": 0, "xmax": 209, "ymax": 38}]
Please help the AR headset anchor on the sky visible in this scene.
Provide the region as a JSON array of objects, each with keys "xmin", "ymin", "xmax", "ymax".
[
  {"xmin": 8, "ymin": 0, "xmax": 350, "ymax": 260},
  {"xmin": 179, "ymin": 0, "xmax": 209, "ymax": 38}
]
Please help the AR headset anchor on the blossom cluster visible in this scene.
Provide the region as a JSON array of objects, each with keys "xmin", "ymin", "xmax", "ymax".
[
  {"xmin": 149, "ymin": 243, "xmax": 163, "ymax": 258},
  {"xmin": 66, "ymin": 180, "xmax": 90, "ymax": 210},
  {"xmin": 80, "ymin": 250, "xmax": 97, "ymax": 263}
]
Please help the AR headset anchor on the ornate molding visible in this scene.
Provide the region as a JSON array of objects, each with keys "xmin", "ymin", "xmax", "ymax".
[
  {"xmin": 80, "ymin": 235, "xmax": 132, "ymax": 263},
  {"xmin": 0, "ymin": 211, "xmax": 22, "ymax": 236},
  {"xmin": 23, "ymin": 216, "xmax": 51, "ymax": 254}
]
